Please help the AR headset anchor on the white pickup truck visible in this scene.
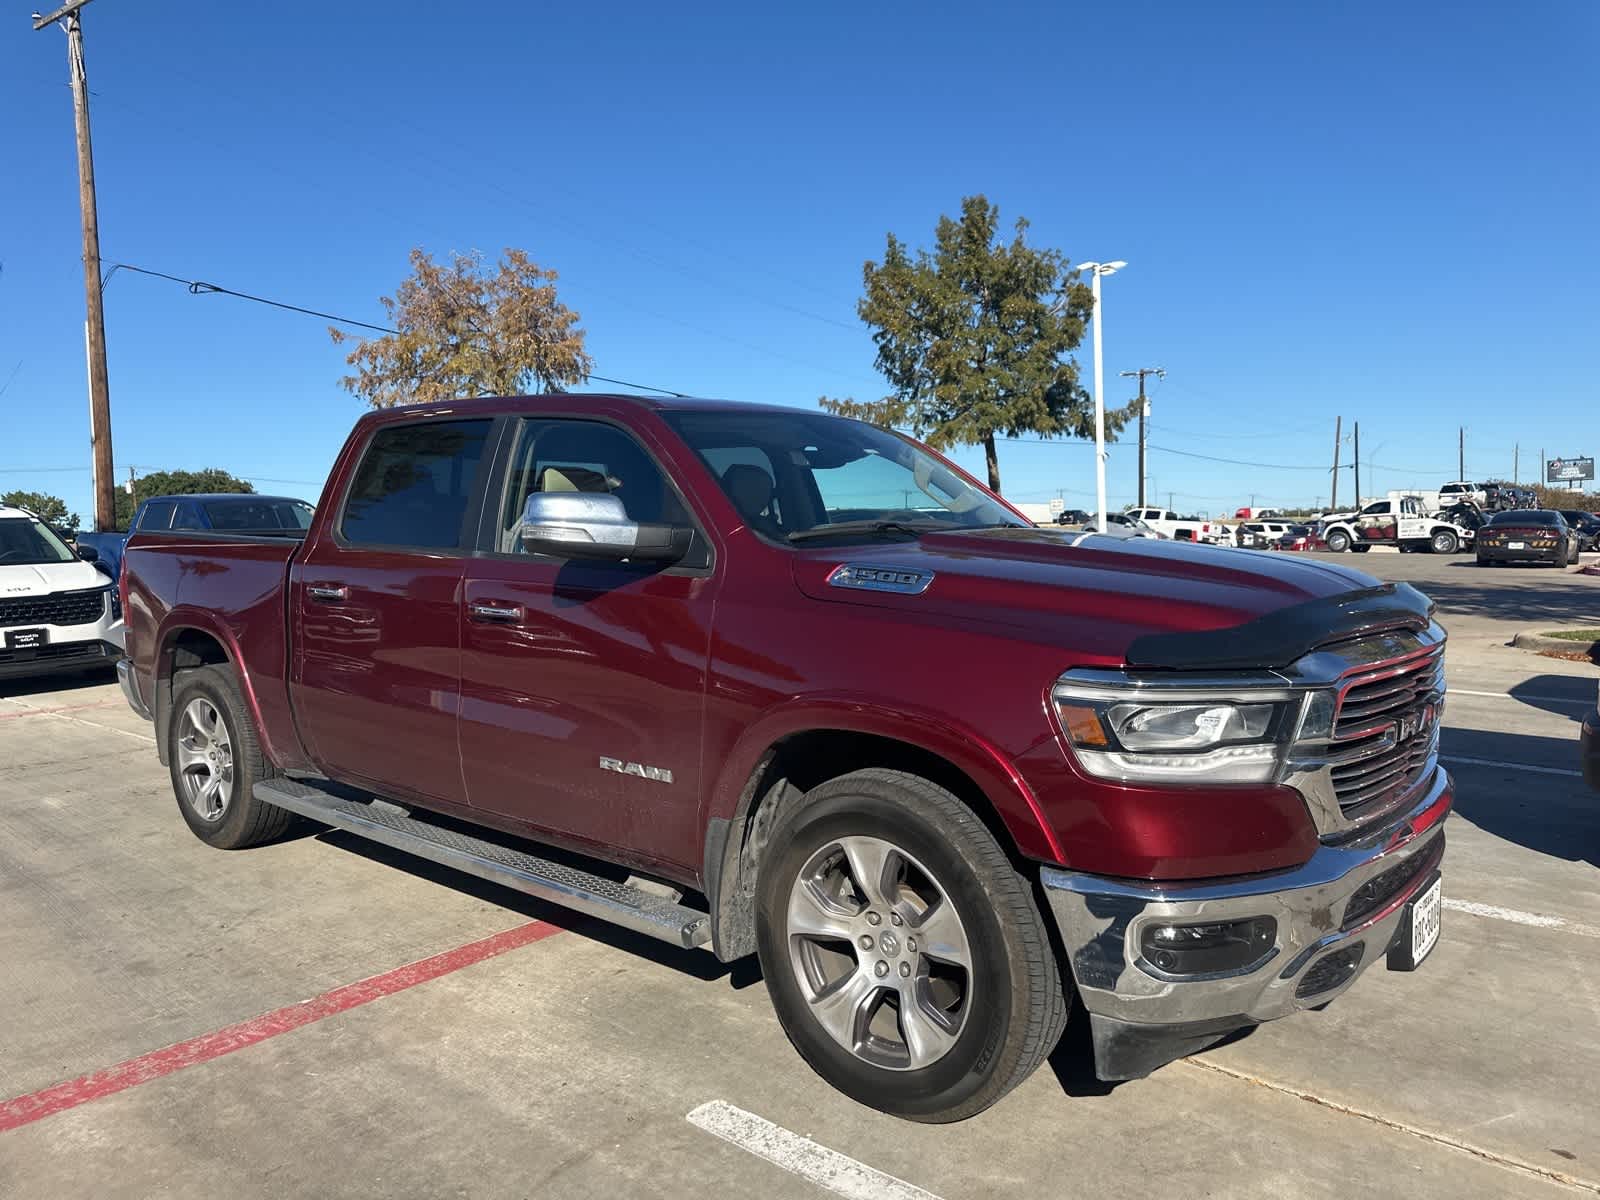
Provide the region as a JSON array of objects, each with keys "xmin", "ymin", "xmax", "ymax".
[
  {"xmin": 1123, "ymin": 507, "xmax": 1229, "ymax": 545},
  {"xmin": 1321, "ymin": 498, "xmax": 1472, "ymax": 554}
]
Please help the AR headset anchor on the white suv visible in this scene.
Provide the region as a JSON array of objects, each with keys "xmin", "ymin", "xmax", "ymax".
[
  {"xmin": 1438, "ymin": 481, "xmax": 1487, "ymax": 506},
  {"xmin": 0, "ymin": 505, "xmax": 122, "ymax": 683}
]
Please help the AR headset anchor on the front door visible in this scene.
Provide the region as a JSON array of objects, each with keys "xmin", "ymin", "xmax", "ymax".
[
  {"xmin": 458, "ymin": 417, "xmax": 716, "ymax": 872},
  {"xmin": 291, "ymin": 416, "xmax": 495, "ymax": 808}
]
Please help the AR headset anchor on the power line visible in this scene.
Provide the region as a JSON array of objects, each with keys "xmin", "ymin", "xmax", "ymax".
[
  {"xmin": 1146, "ymin": 444, "xmax": 1345, "ymax": 471},
  {"xmin": 103, "ymin": 260, "xmax": 691, "ymax": 397}
]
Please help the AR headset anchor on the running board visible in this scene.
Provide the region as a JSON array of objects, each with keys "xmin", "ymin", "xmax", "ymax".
[{"xmin": 255, "ymin": 778, "xmax": 712, "ymax": 950}]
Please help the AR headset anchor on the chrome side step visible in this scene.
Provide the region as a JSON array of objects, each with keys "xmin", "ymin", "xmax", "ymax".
[{"xmin": 255, "ymin": 778, "xmax": 711, "ymax": 949}]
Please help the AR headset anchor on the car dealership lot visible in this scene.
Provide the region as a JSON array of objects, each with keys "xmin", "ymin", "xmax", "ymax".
[{"xmin": 2, "ymin": 554, "xmax": 1596, "ymax": 1200}]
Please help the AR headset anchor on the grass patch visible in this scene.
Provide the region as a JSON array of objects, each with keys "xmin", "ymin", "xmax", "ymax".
[{"xmin": 1541, "ymin": 628, "xmax": 1600, "ymax": 642}]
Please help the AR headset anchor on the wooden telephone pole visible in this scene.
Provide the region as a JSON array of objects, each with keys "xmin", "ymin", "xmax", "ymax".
[
  {"xmin": 1119, "ymin": 368, "xmax": 1164, "ymax": 507},
  {"xmin": 34, "ymin": 0, "xmax": 115, "ymax": 533}
]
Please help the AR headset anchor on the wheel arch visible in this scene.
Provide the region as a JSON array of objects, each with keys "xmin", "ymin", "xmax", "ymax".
[
  {"xmin": 702, "ymin": 708, "xmax": 1062, "ymax": 963},
  {"xmin": 151, "ymin": 614, "xmax": 255, "ymax": 767}
]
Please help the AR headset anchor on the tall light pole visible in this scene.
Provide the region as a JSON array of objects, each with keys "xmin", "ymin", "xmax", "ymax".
[{"xmin": 1079, "ymin": 261, "xmax": 1126, "ymax": 531}]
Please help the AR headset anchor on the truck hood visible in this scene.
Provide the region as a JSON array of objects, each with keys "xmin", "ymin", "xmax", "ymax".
[
  {"xmin": 791, "ymin": 526, "xmax": 1424, "ymax": 669},
  {"xmin": 0, "ymin": 560, "xmax": 110, "ymax": 598}
]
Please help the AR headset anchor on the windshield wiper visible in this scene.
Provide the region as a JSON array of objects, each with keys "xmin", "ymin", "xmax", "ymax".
[{"xmin": 787, "ymin": 520, "xmax": 935, "ymax": 543}]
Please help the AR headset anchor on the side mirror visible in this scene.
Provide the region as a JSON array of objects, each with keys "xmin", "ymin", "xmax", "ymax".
[
  {"xmin": 77, "ymin": 545, "xmax": 99, "ymax": 563},
  {"xmin": 518, "ymin": 492, "xmax": 692, "ymax": 564}
]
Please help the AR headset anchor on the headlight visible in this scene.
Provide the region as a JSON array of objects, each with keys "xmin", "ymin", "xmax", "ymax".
[{"xmin": 1054, "ymin": 676, "xmax": 1310, "ymax": 784}]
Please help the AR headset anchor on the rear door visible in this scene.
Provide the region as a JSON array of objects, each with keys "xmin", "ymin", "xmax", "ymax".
[
  {"xmin": 457, "ymin": 416, "xmax": 717, "ymax": 871},
  {"xmin": 290, "ymin": 416, "xmax": 496, "ymax": 807}
]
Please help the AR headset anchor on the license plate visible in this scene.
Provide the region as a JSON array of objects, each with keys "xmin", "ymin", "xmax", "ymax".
[
  {"xmin": 1508, "ymin": 541, "xmax": 1525, "ymax": 550},
  {"xmin": 4, "ymin": 628, "xmax": 46, "ymax": 651},
  {"xmin": 1389, "ymin": 874, "xmax": 1442, "ymax": 971}
]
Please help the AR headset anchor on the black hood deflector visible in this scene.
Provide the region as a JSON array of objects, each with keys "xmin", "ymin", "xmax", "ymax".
[{"xmin": 1125, "ymin": 583, "xmax": 1436, "ymax": 671}]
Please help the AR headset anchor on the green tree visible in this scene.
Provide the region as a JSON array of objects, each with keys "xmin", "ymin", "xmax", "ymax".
[
  {"xmin": 112, "ymin": 468, "xmax": 255, "ymax": 530},
  {"xmin": 331, "ymin": 247, "xmax": 593, "ymax": 408},
  {"xmin": 2, "ymin": 490, "xmax": 80, "ymax": 534},
  {"xmin": 822, "ymin": 195, "xmax": 1134, "ymax": 493}
]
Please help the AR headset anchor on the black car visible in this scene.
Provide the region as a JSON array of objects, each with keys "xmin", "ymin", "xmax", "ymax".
[
  {"xmin": 1475, "ymin": 509, "xmax": 1580, "ymax": 567},
  {"xmin": 1559, "ymin": 510, "xmax": 1600, "ymax": 552},
  {"xmin": 1055, "ymin": 508, "xmax": 1091, "ymax": 526}
]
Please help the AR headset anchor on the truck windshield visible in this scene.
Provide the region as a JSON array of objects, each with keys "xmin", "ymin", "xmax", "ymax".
[
  {"xmin": 666, "ymin": 409, "xmax": 1025, "ymax": 541},
  {"xmin": 0, "ymin": 517, "xmax": 77, "ymax": 566}
]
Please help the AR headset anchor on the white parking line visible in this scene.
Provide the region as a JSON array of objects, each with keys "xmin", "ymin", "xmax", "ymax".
[
  {"xmin": 1443, "ymin": 898, "xmax": 1600, "ymax": 941},
  {"xmin": 687, "ymin": 1100, "xmax": 943, "ymax": 1200},
  {"xmin": 1451, "ymin": 688, "xmax": 1594, "ymax": 707},
  {"xmin": 0, "ymin": 699, "xmax": 154, "ymax": 744},
  {"xmin": 1442, "ymin": 754, "xmax": 1582, "ymax": 778}
]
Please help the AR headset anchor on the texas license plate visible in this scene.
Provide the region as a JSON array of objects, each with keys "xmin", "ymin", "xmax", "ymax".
[
  {"xmin": 1508, "ymin": 541, "xmax": 1525, "ymax": 550},
  {"xmin": 1388, "ymin": 874, "xmax": 1442, "ymax": 971},
  {"xmin": 4, "ymin": 628, "xmax": 46, "ymax": 652}
]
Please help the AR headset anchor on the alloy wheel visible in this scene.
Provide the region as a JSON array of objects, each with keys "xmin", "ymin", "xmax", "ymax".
[{"xmin": 176, "ymin": 697, "xmax": 234, "ymax": 822}]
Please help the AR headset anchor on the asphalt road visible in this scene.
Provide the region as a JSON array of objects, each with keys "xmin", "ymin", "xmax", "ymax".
[{"xmin": 2, "ymin": 550, "xmax": 1596, "ymax": 1199}]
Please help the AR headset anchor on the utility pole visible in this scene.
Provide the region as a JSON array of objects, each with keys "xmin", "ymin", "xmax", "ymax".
[
  {"xmin": 1513, "ymin": 444, "xmax": 1519, "ymax": 485},
  {"xmin": 1330, "ymin": 415, "xmax": 1343, "ymax": 511},
  {"xmin": 1458, "ymin": 426, "xmax": 1465, "ymax": 481},
  {"xmin": 1353, "ymin": 421, "xmax": 1361, "ymax": 505},
  {"xmin": 1119, "ymin": 368, "xmax": 1164, "ymax": 507},
  {"xmin": 34, "ymin": 0, "xmax": 114, "ymax": 533}
]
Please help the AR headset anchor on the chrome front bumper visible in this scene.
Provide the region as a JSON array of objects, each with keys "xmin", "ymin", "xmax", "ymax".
[
  {"xmin": 1042, "ymin": 768, "xmax": 1450, "ymax": 1074},
  {"xmin": 117, "ymin": 658, "xmax": 152, "ymax": 721}
]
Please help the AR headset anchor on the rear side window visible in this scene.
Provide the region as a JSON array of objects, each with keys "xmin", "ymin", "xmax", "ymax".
[
  {"xmin": 138, "ymin": 500, "xmax": 177, "ymax": 530},
  {"xmin": 341, "ymin": 419, "xmax": 492, "ymax": 549}
]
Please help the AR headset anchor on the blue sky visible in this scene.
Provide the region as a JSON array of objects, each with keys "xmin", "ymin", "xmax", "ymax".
[{"xmin": 3, "ymin": 1, "xmax": 1596, "ymax": 522}]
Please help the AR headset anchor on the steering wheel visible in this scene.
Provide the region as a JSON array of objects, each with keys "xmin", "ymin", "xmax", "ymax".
[{"xmin": 0, "ymin": 550, "xmax": 25, "ymax": 563}]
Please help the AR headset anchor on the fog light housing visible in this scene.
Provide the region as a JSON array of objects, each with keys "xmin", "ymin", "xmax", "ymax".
[{"xmin": 1139, "ymin": 916, "xmax": 1277, "ymax": 977}]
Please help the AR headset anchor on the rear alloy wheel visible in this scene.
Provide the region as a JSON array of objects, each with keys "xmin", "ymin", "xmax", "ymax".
[
  {"xmin": 756, "ymin": 769, "xmax": 1067, "ymax": 1122},
  {"xmin": 168, "ymin": 665, "xmax": 294, "ymax": 849},
  {"xmin": 1430, "ymin": 529, "xmax": 1459, "ymax": 554},
  {"xmin": 1325, "ymin": 529, "xmax": 1350, "ymax": 553}
]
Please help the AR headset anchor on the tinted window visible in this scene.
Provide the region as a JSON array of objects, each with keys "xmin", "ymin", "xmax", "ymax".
[
  {"xmin": 341, "ymin": 419, "xmax": 492, "ymax": 549},
  {"xmin": 0, "ymin": 517, "xmax": 76, "ymax": 565},
  {"xmin": 204, "ymin": 499, "xmax": 315, "ymax": 531},
  {"xmin": 138, "ymin": 500, "xmax": 177, "ymax": 530},
  {"xmin": 497, "ymin": 419, "xmax": 698, "ymax": 559},
  {"xmin": 1487, "ymin": 510, "xmax": 1558, "ymax": 526}
]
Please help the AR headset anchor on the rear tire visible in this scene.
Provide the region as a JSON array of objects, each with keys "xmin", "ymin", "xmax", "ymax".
[
  {"xmin": 168, "ymin": 664, "xmax": 293, "ymax": 849},
  {"xmin": 1430, "ymin": 530, "xmax": 1459, "ymax": 554},
  {"xmin": 755, "ymin": 769, "xmax": 1068, "ymax": 1122},
  {"xmin": 1352, "ymin": 543, "xmax": 1370, "ymax": 553}
]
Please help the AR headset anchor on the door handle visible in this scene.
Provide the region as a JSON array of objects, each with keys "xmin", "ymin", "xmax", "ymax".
[
  {"xmin": 469, "ymin": 602, "xmax": 524, "ymax": 623},
  {"xmin": 307, "ymin": 585, "xmax": 348, "ymax": 603}
]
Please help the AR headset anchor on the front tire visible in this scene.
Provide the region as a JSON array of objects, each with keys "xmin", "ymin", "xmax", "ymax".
[
  {"xmin": 755, "ymin": 769, "xmax": 1068, "ymax": 1122},
  {"xmin": 168, "ymin": 664, "xmax": 293, "ymax": 849},
  {"xmin": 1325, "ymin": 529, "xmax": 1350, "ymax": 553}
]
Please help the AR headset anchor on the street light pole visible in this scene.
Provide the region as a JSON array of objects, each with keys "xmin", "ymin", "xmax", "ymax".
[{"xmin": 1079, "ymin": 260, "xmax": 1126, "ymax": 532}]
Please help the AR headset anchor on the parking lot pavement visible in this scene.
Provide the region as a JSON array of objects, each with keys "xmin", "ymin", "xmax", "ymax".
[{"xmin": 2, "ymin": 552, "xmax": 1596, "ymax": 1200}]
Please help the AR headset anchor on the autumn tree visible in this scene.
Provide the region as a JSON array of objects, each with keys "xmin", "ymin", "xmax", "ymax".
[
  {"xmin": 2, "ymin": 490, "xmax": 80, "ymax": 533},
  {"xmin": 112, "ymin": 468, "xmax": 255, "ymax": 529},
  {"xmin": 823, "ymin": 196, "xmax": 1134, "ymax": 493},
  {"xmin": 332, "ymin": 248, "xmax": 593, "ymax": 408}
]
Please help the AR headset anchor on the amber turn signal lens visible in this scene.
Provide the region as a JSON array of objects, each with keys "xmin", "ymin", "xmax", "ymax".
[{"xmin": 1056, "ymin": 703, "xmax": 1109, "ymax": 747}]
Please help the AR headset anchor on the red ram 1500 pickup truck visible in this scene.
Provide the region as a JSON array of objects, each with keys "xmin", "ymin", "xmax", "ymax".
[{"xmin": 117, "ymin": 395, "xmax": 1452, "ymax": 1122}]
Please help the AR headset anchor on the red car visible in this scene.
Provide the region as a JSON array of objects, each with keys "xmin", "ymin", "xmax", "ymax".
[{"xmin": 118, "ymin": 395, "xmax": 1452, "ymax": 1121}]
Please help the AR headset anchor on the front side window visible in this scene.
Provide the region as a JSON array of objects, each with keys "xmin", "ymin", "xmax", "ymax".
[
  {"xmin": 341, "ymin": 419, "xmax": 492, "ymax": 549},
  {"xmin": 496, "ymin": 419, "xmax": 701, "ymax": 562},
  {"xmin": 667, "ymin": 409, "xmax": 1022, "ymax": 542},
  {"xmin": 0, "ymin": 517, "xmax": 76, "ymax": 565}
]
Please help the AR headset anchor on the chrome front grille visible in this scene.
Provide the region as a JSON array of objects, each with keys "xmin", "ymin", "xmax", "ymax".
[
  {"xmin": 1327, "ymin": 640, "xmax": 1444, "ymax": 820},
  {"xmin": 1284, "ymin": 624, "xmax": 1447, "ymax": 837}
]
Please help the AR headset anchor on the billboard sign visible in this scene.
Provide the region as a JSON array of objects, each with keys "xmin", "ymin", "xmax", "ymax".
[{"xmin": 1546, "ymin": 456, "xmax": 1595, "ymax": 484}]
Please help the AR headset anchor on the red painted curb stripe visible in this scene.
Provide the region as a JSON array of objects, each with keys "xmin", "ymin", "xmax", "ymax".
[{"xmin": 0, "ymin": 920, "xmax": 560, "ymax": 1134}]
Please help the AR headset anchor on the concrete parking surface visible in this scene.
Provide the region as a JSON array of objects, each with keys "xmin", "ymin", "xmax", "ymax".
[{"xmin": 2, "ymin": 551, "xmax": 1597, "ymax": 1199}]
